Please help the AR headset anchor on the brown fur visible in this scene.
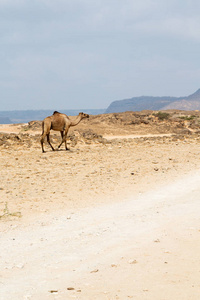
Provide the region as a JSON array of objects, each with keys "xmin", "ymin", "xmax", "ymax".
[{"xmin": 40, "ymin": 112, "xmax": 89, "ymax": 153}]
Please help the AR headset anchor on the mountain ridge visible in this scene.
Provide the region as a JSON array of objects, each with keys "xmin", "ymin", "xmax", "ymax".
[{"xmin": 105, "ymin": 89, "xmax": 200, "ymax": 113}]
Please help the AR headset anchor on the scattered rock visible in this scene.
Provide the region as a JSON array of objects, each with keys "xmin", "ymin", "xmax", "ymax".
[
  {"xmin": 23, "ymin": 294, "xmax": 32, "ymax": 300},
  {"xmin": 128, "ymin": 259, "xmax": 138, "ymax": 264},
  {"xmin": 90, "ymin": 269, "xmax": 99, "ymax": 273},
  {"xmin": 154, "ymin": 239, "xmax": 160, "ymax": 243},
  {"xmin": 16, "ymin": 263, "xmax": 24, "ymax": 269}
]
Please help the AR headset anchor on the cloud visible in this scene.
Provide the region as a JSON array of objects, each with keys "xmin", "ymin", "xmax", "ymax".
[
  {"xmin": 1, "ymin": 0, "xmax": 200, "ymax": 46},
  {"xmin": 0, "ymin": 0, "xmax": 200, "ymax": 110}
]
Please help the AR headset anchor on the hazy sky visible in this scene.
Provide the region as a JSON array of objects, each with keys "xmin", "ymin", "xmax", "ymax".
[{"xmin": 1, "ymin": 0, "xmax": 200, "ymax": 111}]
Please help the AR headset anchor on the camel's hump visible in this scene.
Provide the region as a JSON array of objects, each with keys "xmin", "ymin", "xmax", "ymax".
[{"xmin": 53, "ymin": 111, "xmax": 61, "ymax": 115}]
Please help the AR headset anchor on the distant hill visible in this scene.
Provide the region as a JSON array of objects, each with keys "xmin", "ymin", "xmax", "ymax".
[
  {"xmin": 162, "ymin": 89, "xmax": 200, "ymax": 110},
  {"xmin": 0, "ymin": 116, "xmax": 12, "ymax": 124},
  {"xmin": 105, "ymin": 89, "xmax": 200, "ymax": 113},
  {"xmin": 0, "ymin": 109, "xmax": 105, "ymax": 124}
]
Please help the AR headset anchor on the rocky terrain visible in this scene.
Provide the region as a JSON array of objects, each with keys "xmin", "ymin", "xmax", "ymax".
[
  {"xmin": 1, "ymin": 110, "xmax": 200, "ymax": 299},
  {"xmin": 1, "ymin": 109, "xmax": 200, "ymax": 150}
]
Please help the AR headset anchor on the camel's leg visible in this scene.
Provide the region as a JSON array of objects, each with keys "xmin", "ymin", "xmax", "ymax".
[
  {"xmin": 40, "ymin": 134, "xmax": 46, "ymax": 153},
  {"xmin": 64, "ymin": 128, "xmax": 70, "ymax": 150},
  {"xmin": 47, "ymin": 133, "xmax": 55, "ymax": 151},
  {"xmin": 41, "ymin": 120, "xmax": 54, "ymax": 153},
  {"xmin": 40, "ymin": 129, "xmax": 47, "ymax": 153},
  {"xmin": 40, "ymin": 121, "xmax": 46, "ymax": 153},
  {"xmin": 58, "ymin": 128, "xmax": 69, "ymax": 150},
  {"xmin": 64, "ymin": 130, "xmax": 69, "ymax": 150},
  {"xmin": 58, "ymin": 131, "xmax": 64, "ymax": 150}
]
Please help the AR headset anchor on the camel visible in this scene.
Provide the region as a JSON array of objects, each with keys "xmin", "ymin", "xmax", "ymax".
[{"xmin": 40, "ymin": 111, "xmax": 89, "ymax": 153}]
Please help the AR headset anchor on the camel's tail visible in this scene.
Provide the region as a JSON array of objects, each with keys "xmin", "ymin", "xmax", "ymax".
[{"xmin": 41, "ymin": 121, "xmax": 44, "ymax": 135}]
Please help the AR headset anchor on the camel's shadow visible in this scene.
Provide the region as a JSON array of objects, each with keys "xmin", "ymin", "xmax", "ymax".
[{"xmin": 42, "ymin": 148, "xmax": 78, "ymax": 154}]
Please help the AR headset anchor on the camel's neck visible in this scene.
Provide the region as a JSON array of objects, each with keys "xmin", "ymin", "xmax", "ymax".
[{"xmin": 70, "ymin": 115, "xmax": 83, "ymax": 126}]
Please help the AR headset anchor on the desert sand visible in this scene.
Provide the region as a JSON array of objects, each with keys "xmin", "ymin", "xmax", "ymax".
[{"xmin": 1, "ymin": 113, "xmax": 200, "ymax": 299}]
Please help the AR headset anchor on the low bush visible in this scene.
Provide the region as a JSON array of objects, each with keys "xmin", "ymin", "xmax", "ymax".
[{"xmin": 153, "ymin": 112, "xmax": 170, "ymax": 120}]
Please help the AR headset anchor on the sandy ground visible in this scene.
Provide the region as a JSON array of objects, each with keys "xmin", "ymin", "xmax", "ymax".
[{"xmin": 1, "ymin": 124, "xmax": 200, "ymax": 299}]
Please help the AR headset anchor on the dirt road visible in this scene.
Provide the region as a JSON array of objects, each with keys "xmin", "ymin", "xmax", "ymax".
[{"xmin": 1, "ymin": 171, "xmax": 200, "ymax": 300}]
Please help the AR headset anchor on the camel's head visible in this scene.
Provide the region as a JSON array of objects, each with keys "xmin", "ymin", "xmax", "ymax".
[{"xmin": 79, "ymin": 112, "xmax": 89, "ymax": 119}]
